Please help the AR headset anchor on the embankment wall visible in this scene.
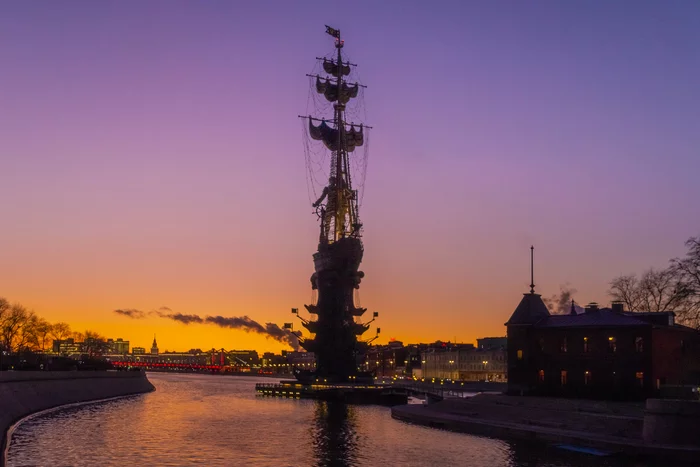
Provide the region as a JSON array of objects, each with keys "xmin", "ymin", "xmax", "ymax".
[{"xmin": 1, "ymin": 370, "xmax": 154, "ymax": 466}]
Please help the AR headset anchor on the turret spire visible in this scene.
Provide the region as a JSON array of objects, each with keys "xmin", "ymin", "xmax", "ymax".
[{"xmin": 530, "ymin": 245, "xmax": 535, "ymax": 293}]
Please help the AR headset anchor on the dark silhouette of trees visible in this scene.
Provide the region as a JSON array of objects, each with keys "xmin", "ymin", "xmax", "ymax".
[
  {"xmin": 0, "ymin": 303, "xmax": 37, "ymax": 353},
  {"xmin": 0, "ymin": 297, "xmax": 75, "ymax": 355},
  {"xmin": 74, "ymin": 330, "xmax": 109, "ymax": 357},
  {"xmin": 670, "ymin": 236, "xmax": 700, "ymax": 328},
  {"xmin": 34, "ymin": 318, "xmax": 53, "ymax": 352},
  {"xmin": 50, "ymin": 322, "xmax": 72, "ymax": 354},
  {"xmin": 609, "ymin": 235, "xmax": 700, "ymax": 329}
]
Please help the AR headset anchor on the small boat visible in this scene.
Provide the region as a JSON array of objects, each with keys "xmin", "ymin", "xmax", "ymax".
[{"xmin": 553, "ymin": 444, "xmax": 618, "ymax": 457}]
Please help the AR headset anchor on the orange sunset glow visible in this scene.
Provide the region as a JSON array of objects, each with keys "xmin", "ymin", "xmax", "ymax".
[{"xmin": 2, "ymin": 2, "xmax": 698, "ymax": 354}]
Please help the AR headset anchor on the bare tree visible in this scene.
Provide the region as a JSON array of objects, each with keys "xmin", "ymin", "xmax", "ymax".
[
  {"xmin": 610, "ymin": 268, "xmax": 687, "ymax": 311},
  {"xmin": 670, "ymin": 236, "xmax": 700, "ymax": 328},
  {"xmin": 33, "ymin": 318, "xmax": 53, "ymax": 353},
  {"xmin": 608, "ymin": 274, "xmax": 643, "ymax": 311},
  {"xmin": 76, "ymin": 330, "xmax": 109, "ymax": 357},
  {"xmin": 1, "ymin": 303, "xmax": 32, "ymax": 353},
  {"xmin": 50, "ymin": 322, "xmax": 72, "ymax": 350},
  {"xmin": 610, "ymin": 263, "xmax": 697, "ymax": 328},
  {"xmin": 13, "ymin": 309, "xmax": 40, "ymax": 353},
  {"xmin": 0, "ymin": 298, "xmax": 10, "ymax": 352}
]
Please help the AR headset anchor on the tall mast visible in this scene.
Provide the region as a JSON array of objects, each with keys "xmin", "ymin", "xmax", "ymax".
[
  {"xmin": 334, "ymin": 30, "xmax": 344, "ymax": 241},
  {"xmin": 304, "ymin": 26, "xmax": 368, "ymax": 245}
]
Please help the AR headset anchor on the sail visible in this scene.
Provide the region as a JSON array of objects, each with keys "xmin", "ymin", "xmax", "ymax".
[
  {"xmin": 323, "ymin": 58, "xmax": 351, "ymax": 77},
  {"xmin": 309, "ymin": 119, "xmax": 364, "ymax": 152},
  {"xmin": 315, "ymin": 77, "xmax": 359, "ymax": 104}
]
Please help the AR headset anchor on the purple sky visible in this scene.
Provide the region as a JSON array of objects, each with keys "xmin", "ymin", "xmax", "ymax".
[{"xmin": 1, "ymin": 1, "xmax": 699, "ymax": 350}]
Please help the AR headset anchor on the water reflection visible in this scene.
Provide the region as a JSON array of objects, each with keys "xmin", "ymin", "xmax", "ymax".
[
  {"xmin": 6, "ymin": 374, "xmax": 669, "ymax": 467},
  {"xmin": 311, "ymin": 401, "xmax": 359, "ymax": 467}
]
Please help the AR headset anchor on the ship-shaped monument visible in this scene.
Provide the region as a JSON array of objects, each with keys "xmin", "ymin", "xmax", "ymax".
[
  {"xmin": 291, "ymin": 26, "xmax": 379, "ymax": 384},
  {"xmin": 256, "ymin": 27, "xmax": 406, "ymax": 403}
]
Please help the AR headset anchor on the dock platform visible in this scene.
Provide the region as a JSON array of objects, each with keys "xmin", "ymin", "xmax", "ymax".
[{"xmin": 255, "ymin": 380, "xmax": 408, "ymax": 406}]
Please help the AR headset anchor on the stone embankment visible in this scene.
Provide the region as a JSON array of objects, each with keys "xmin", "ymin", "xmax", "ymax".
[
  {"xmin": 392, "ymin": 393, "xmax": 700, "ymax": 462},
  {"xmin": 1, "ymin": 370, "xmax": 155, "ymax": 466}
]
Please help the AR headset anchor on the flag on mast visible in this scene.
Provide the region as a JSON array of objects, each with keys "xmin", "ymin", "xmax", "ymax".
[{"xmin": 325, "ymin": 25, "xmax": 340, "ymax": 38}]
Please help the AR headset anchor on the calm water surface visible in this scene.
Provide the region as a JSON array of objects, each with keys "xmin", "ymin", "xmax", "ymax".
[{"xmin": 8, "ymin": 373, "xmax": 659, "ymax": 467}]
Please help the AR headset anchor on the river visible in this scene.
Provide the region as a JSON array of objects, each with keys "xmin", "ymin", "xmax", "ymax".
[{"xmin": 7, "ymin": 373, "xmax": 660, "ymax": 467}]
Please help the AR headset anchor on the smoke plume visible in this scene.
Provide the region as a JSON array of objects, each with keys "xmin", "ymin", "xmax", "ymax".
[
  {"xmin": 112, "ymin": 306, "xmax": 299, "ymax": 350},
  {"xmin": 113, "ymin": 309, "xmax": 146, "ymax": 319},
  {"xmin": 543, "ymin": 285, "xmax": 584, "ymax": 314},
  {"xmin": 205, "ymin": 315, "xmax": 299, "ymax": 350},
  {"xmin": 162, "ymin": 313, "xmax": 204, "ymax": 325}
]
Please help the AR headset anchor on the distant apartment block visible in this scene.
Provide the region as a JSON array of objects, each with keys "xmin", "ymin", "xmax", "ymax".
[
  {"xmin": 106, "ymin": 338, "xmax": 129, "ymax": 355},
  {"xmin": 52, "ymin": 338, "xmax": 80, "ymax": 355},
  {"xmin": 421, "ymin": 342, "xmax": 507, "ymax": 382}
]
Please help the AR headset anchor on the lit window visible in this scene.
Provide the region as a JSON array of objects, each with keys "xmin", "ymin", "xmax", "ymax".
[
  {"xmin": 538, "ymin": 369, "xmax": 545, "ymax": 383},
  {"xmin": 517, "ymin": 350, "xmax": 523, "ymax": 360},
  {"xmin": 560, "ymin": 370, "xmax": 567, "ymax": 386},
  {"xmin": 583, "ymin": 337, "xmax": 589, "ymax": 353},
  {"xmin": 561, "ymin": 338, "xmax": 568, "ymax": 353},
  {"xmin": 635, "ymin": 337, "xmax": 643, "ymax": 353},
  {"xmin": 636, "ymin": 372, "xmax": 644, "ymax": 387},
  {"xmin": 584, "ymin": 370, "xmax": 591, "ymax": 385},
  {"xmin": 608, "ymin": 336, "xmax": 617, "ymax": 353}
]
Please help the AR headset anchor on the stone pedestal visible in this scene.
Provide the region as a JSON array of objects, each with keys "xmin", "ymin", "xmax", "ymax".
[{"xmin": 643, "ymin": 398, "xmax": 700, "ymax": 446}]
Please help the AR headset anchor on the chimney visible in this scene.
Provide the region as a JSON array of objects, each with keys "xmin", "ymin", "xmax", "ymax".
[
  {"xmin": 585, "ymin": 302, "xmax": 599, "ymax": 313},
  {"xmin": 611, "ymin": 301, "xmax": 624, "ymax": 313}
]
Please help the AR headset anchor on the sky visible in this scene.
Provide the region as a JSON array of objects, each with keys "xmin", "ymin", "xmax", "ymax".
[{"xmin": 1, "ymin": 1, "xmax": 699, "ymax": 353}]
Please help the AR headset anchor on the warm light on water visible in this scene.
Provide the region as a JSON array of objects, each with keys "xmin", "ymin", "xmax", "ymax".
[{"xmin": 8, "ymin": 373, "xmax": 662, "ymax": 466}]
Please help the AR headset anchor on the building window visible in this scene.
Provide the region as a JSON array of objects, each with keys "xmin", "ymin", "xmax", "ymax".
[
  {"xmin": 583, "ymin": 336, "xmax": 589, "ymax": 353},
  {"xmin": 560, "ymin": 370, "xmax": 567, "ymax": 386},
  {"xmin": 538, "ymin": 369, "xmax": 545, "ymax": 383},
  {"xmin": 635, "ymin": 337, "xmax": 644, "ymax": 353},
  {"xmin": 584, "ymin": 370, "xmax": 591, "ymax": 385},
  {"xmin": 517, "ymin": 350, "xmax": 523, "ymax": 360},
  {"xmin": 560, "ymin": 337, "xmax": 567, "ymax": 353},
  {"xmin": 636, "ymin": 372, "xmax": 644, "ymax": 387},
  {"xmin": 608, "ymin": 336, "xmax": 617, "ymax": 353}
]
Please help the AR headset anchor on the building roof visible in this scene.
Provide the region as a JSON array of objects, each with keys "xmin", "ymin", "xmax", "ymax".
[
  {"xmin": 535, "ymin": 308, "xmax": 655, "ymax": 328},
  {"xmin": 505, "ymin": 293, "xmax": 551, "ymax": 325}
]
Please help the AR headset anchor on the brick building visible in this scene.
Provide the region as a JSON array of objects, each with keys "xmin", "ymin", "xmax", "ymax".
[{"xmin": 506, "ymin": 290, "xmax": 700, "ymax": 400}]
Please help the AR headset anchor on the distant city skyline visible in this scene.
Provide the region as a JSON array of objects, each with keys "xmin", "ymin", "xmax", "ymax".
[{"xmin": 1, "ymin": 1, "xmax": 699, "ymax": 352}]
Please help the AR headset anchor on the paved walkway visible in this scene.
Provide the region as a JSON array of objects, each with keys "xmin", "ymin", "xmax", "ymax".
[{"xmin": 391, "ymin": 394, "xmax": 699, "ymax": 463}]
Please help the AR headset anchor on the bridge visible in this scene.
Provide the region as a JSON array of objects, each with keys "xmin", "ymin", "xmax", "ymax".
[{"xmin": 111, "ymin": 361, "xmax": 249, "ymax": 373}]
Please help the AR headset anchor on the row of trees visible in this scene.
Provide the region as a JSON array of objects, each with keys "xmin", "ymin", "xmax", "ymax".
[
  {"xmin": 609, "ymin": 236, "xmax": 700, "ymax": 329},
  {"xmin": 0, "ymin": 298, "xmax": 107, "ymax": 355}
]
